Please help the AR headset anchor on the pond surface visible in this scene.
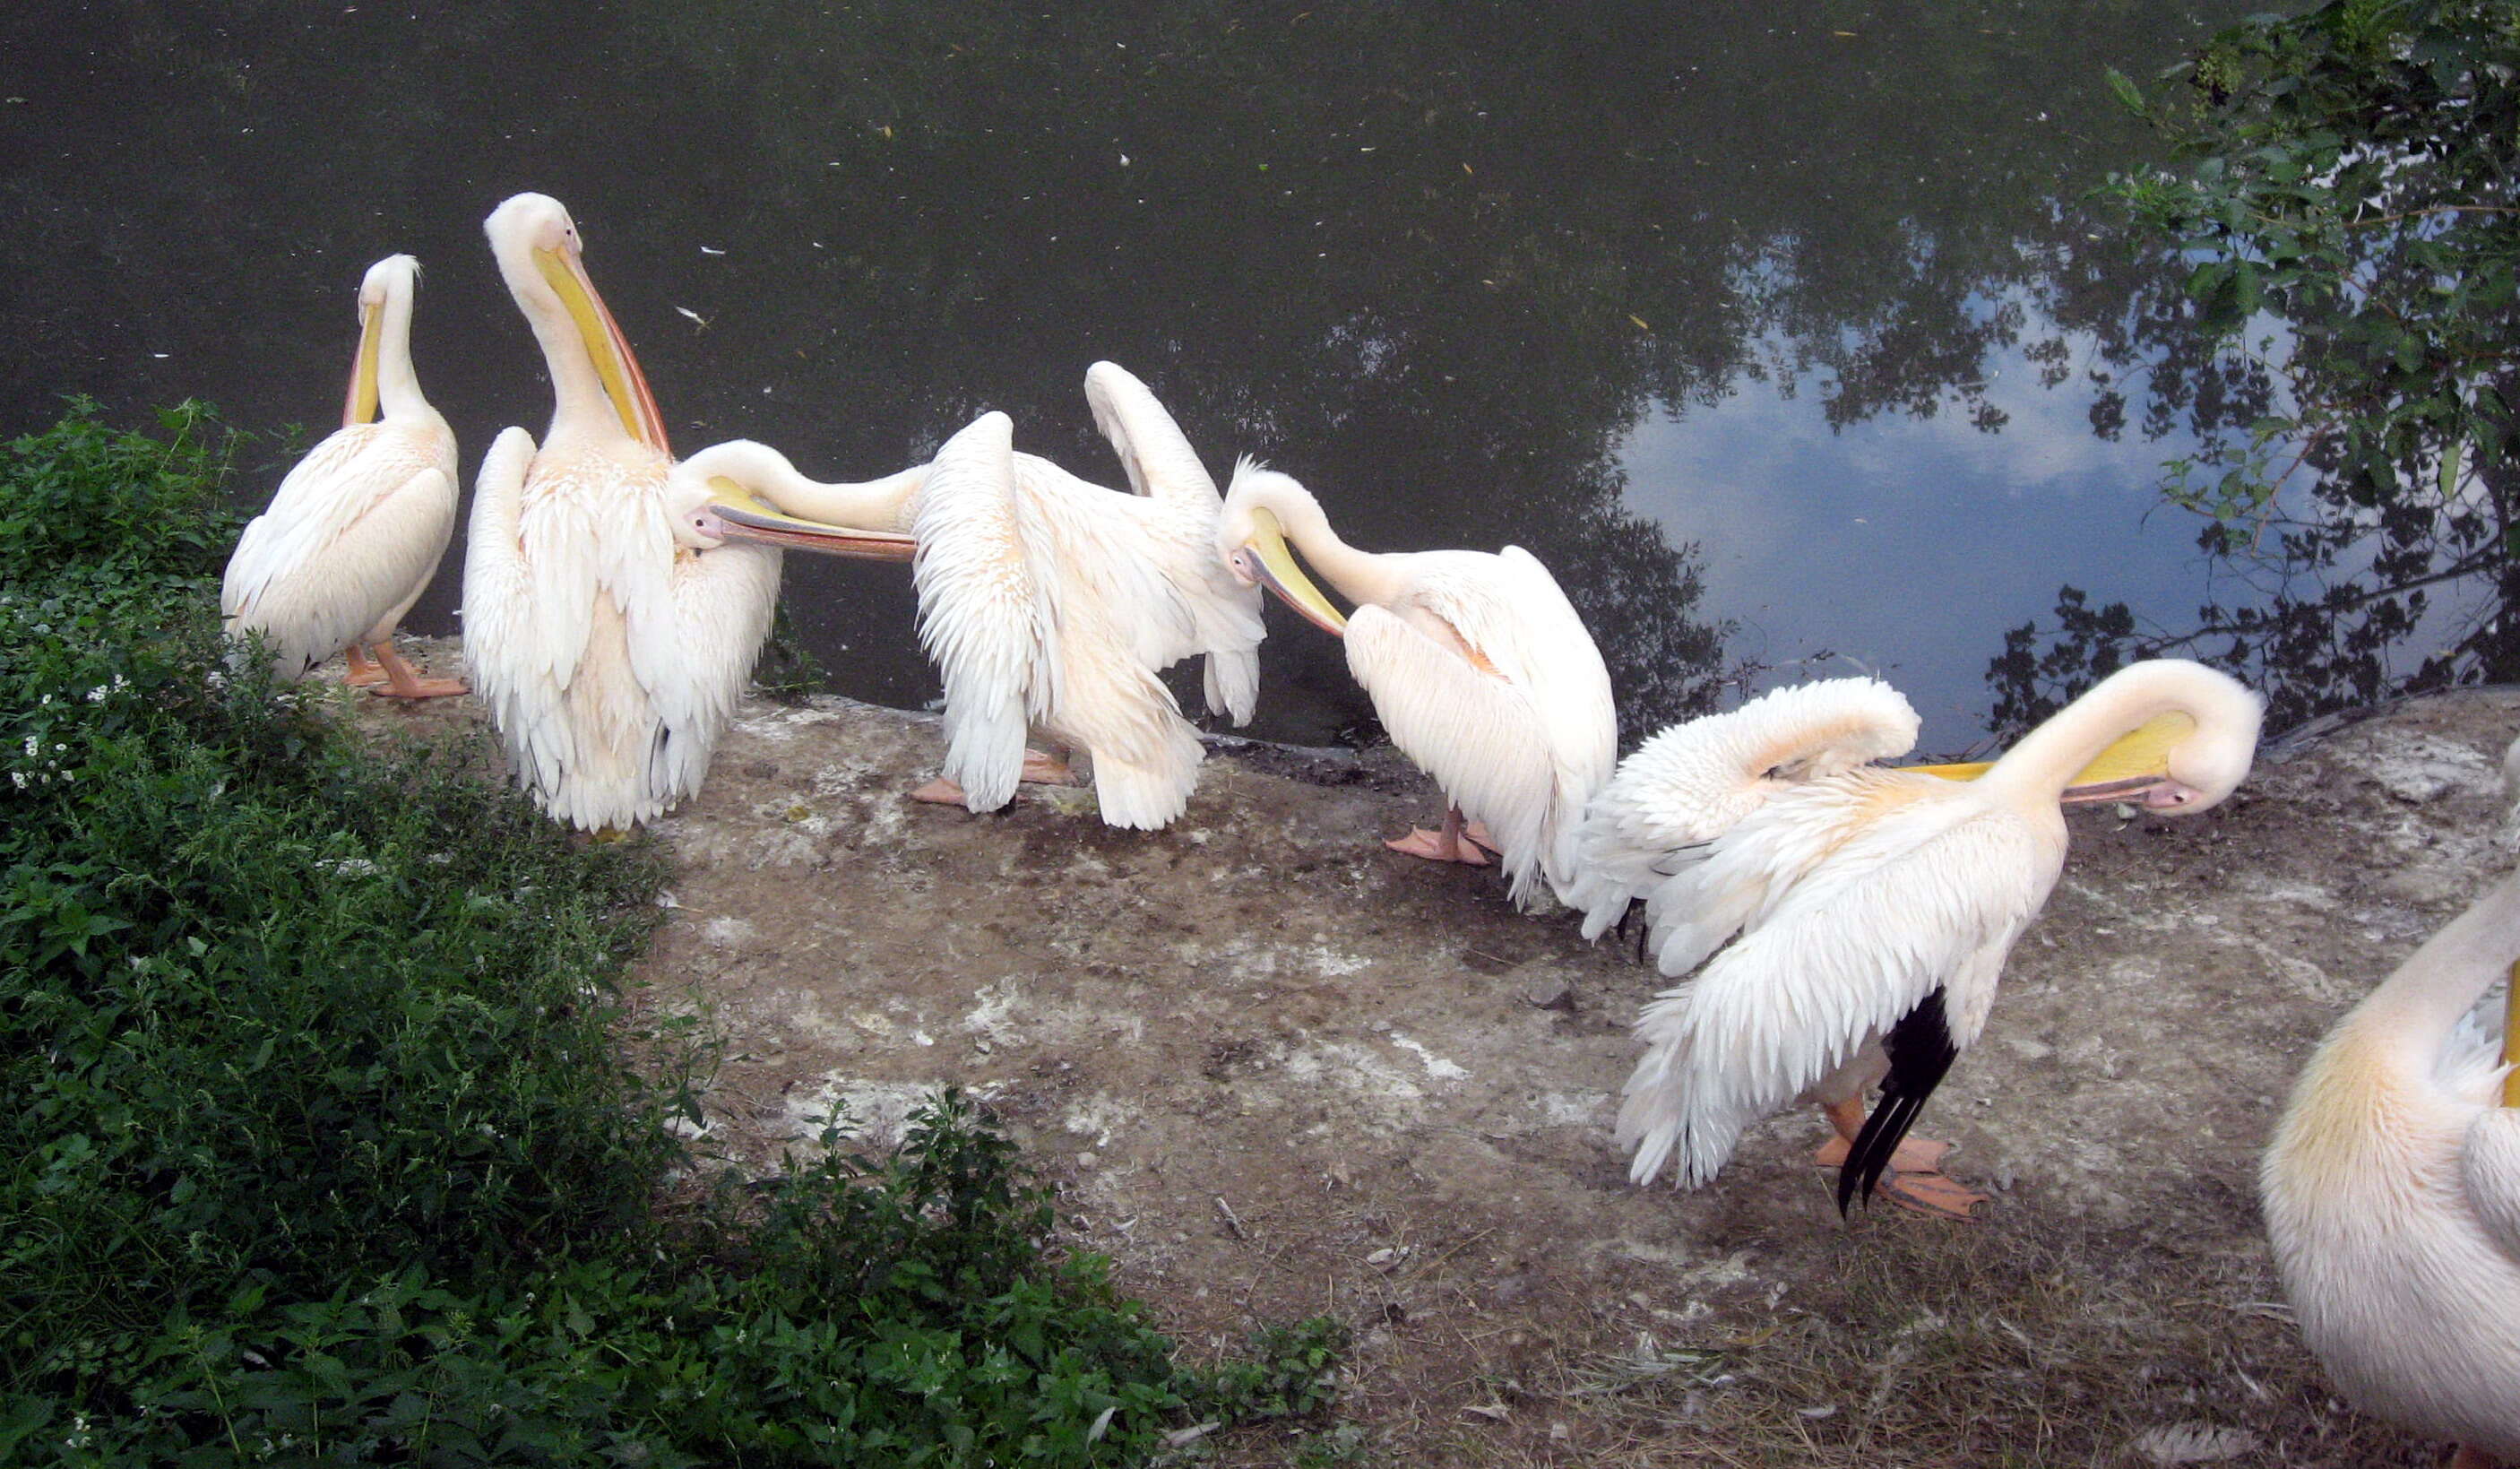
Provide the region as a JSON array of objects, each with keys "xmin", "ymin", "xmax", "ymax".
[{"xmin": 2, "ymin": 1, "xmax": 2265, "ymax": 750}]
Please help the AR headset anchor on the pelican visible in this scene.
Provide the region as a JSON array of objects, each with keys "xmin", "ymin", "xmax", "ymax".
[
  {"xmin": 462, "ymin": 193, "xmax": 781, "ymax": 833},
  {"xmin": 1215, "ymin": 464, "xmax": 1616, "ymax": 910},
  {"xmin": 220, "ymin": 254, "xmax": 464, "ymax": 698},
  {"xmin": 667, "ymin": 361, "xmax": 1264, "ymax": 829},
  {"xmin": 1615, "ymin": 660, "xmax": 2262, "ymax": 1219},
  {"xmin": 2262, "ymin": 847, "xmax": 2520, "ymax": 1464}
]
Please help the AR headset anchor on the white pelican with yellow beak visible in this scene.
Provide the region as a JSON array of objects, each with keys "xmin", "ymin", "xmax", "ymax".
[
  {"xmin": 221, "ymin": 254, "xmax": 464, "ymax": 697},
  {"xmin": 2262, "ymin": 835, "xmax": 2520, "ymax": 1464},
  {"xmin": 1615, "ymin": 661, "xmax": 2262, "ymax": 1219},
  {"xmin": 666, "ymin": 363, "xmax": 1263, "ymax": 828},
  {"xmin": 1216, "ymin": 463, "xmax": 1615, "ymax": 909},
  {"xmin": 462, "ymin": 193, "xmax": 782, "ymax": 833}
]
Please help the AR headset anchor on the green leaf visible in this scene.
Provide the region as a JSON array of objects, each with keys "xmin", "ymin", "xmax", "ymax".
[{"xmin": 2106, "ymin": 66, "xmax": 2146, "ymax": 114}]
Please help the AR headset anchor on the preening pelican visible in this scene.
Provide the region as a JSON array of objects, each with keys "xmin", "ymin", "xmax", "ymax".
[
  {"xmin": 462, "ymin": 193, "xmax": 781, "ymax": 833},
  {"xmin": 1615, "ymin": 660, "xmax": 2261, "ymax": 1219},
  {"xmin": 668, "ymin": 361, "xmax": 1263, "ymax": 829},
  {"xmin": 1215, "ymin": 464, "xmax": 1615, "ymax": 910},
  {"xmin": 2263, "ymin": 849, "xmax": 2520, "ymax": 1465},
  {"xmin": 221, "ymin": 254, "xmax": 463, "ymax": 698}
]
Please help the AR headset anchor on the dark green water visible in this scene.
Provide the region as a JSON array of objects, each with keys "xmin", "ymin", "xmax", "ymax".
[{"xmin": 1, "ymin": 2, "xmax": 2265, "ymax": 748}]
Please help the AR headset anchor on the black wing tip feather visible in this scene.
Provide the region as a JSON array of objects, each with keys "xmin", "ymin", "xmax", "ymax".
[{"xmin": 1834, "ymin": 989, "xmax": 1961, "ymax": 1216}]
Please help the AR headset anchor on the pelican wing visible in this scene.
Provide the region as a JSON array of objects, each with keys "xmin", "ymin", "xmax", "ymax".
[
  {"xmin": 1081, "ymin": 362, "xmax": 1264, "ymax": 722},
  {"xmin": 1617, "ymin": 784, "xmax": 2060, "ymax": 1187},
  {"xmin": 1573, "ymin": 678, "xmax": 1920, "ymax": 939},
  {"xmin": 914, "ymin": 415, "xmax": 1055, "ymax": 813},
  {"xmin": 462, "ymin": 427, "xmax": 574, "ymax": 798},
  {"xmin": 626, "ymin": 524, "xmax": 781, "ymax": 808},
  {"xmin": 1043, "ymin": 602, "xmax": 1205, "ymax": 829},
  {"xmin": 1083, "ymin": 360, "xmax": 1217, "ymax": 508},
  {"xmin": 2463, "ymin": 1105, "xmax": 2520, "ymax": 1259},
  {"xmin": 222, "ymin": 425, "xmax": 456, "ymax": 675},
  {"xmin": 1005, "ymin": 460, "xmax": 1211, "ymax": 826},
  {"xmin": 1347, "ymin": 601, "xmax": 1561, "ymax": 906},
  {"xmin": 1360, "ymin": 549, "xmax": 1615, "ymax": 906},
  {"xmin": 1008, "ymin": 459, "xmax": 1196, "ymax": 663}
]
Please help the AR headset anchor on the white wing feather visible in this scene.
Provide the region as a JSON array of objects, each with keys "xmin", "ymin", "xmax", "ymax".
[
  {"xmin": 222, "ymin": 420, "xmax": 457, "ymax": 676},
  {"xmin": 1571, "ymin": 678, "xmax": 1920, "ymax": 939},
  {"xmin": 915, "ymin": 414, "xmax": 1054, "ymax": 813},
  {"xmin": 1080, "ymin": 361, "xmax": 1264, "ymax": 723},
  {"xmin": 1009, "ymin": 458, "xmax": 1207, "ymax": 827},
  {"xmin": 462, "ymin": 428, "xmax": 567, "ymax": 799},
  {"xmin": 1084, "ymin": 360, "xmax": 1215, "ymax": 509},
  {"xmin": 1617, "ymin": 778, "xmax": 2061, "ymax": 1187},
  {"xmin": 465, "ymin": 427, "xmax": 776, "ymax": 831},
  {"xmin": 631, "ymin": 530, "xmax": 781, "ymax": 810},
  {"xmin": 2463, "ymin": 1105, "xmax": 2520, "ymax": 1260},
  {"xmin": 1354, "ymin": 549, "xmax": 1613, "ymax": 907},
  {"xmin": 1348, "ymin": 601, "xmax": 1560, "ymax": 908}
]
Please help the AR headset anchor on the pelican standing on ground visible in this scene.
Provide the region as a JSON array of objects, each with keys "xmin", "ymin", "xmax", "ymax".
[
  {"xmin": 1616, "ymin": 661, "xmax": 2261, "ymax": 1218},
  {"xmin": 463, "ymin": 193, "xmax": 781, "ymax": 833},
  {"xmin": 668, "ymin": 361, "xmax": 1263, "ymax": 829},
  {"xmin": 2263, "ymin": 842, "xmax": 2520, "ymax": 1464},
  {"xmin": 220, "ymin": 254, "xmax": 465, "ymax": 698},
  {"xmin": 1215, "ymin": 464, "xmax": 1615, "ymax": 910}
]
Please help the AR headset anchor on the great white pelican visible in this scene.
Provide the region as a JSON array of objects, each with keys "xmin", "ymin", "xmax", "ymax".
[
  {"xmin": 462, "ymin": 193, "xmax": 781, "ymax": 834},
  {"xmin": 1610, "ymin": 661, "xmax": 2262, "ymax": 1219},
  {"xmin": 220, "ymin": 254, "xmax": 464, "ymax": 698},
  {"xmin": 2262, "ymin": 784, "xmax": 2520, "ymax": 1465},
  {"xmin": 1215, "ymin": 463, "xmax": 1616, "ymax": 911}
]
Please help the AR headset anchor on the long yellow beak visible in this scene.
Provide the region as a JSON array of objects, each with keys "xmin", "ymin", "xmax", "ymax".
[
  {"xmin": 341, "ymin": 298, "xmax": 383, "ymax": 428},
  {"xmin": 1244, "ymin": 509, "xmax": 1347, "ymax": 635},
  {"xmin": 704, "ymin": 479, "xmax": 918, "ymax": 561},
  {"xmin": 1903, "ymin": 711, "xmax": 2202, "ymax": 798},
  {"xmin": 534, "ymin": 244, "xmax": 669, "ymax": 454},
  {"xmin": 2056, "ymin": 711, "xmax": 2197, "ymax": 804}
]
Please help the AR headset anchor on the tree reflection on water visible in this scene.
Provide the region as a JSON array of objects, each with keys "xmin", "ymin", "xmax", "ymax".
[{"xmin": 4, "ymin": 1, "xmax": 2313, "ymax": 747}]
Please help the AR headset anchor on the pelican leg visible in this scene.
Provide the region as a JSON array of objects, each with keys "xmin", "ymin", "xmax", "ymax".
[
  {"xmin": 1019, "ymin": 748, "xmax": 1078, "ymax": 786},
  {"xmin": 910, "ymin": 776, "xmax": 971, "ymax": 806},
  {"xmin": 341, "ymin": 644, "xmax": 388, "ymax": 687},
  {"xmin": 1385, "ymin": 806, "xmax": 1492, "ymax": 866},
  {"xmin": 365, "ymin": 641, "xmax": 468, "ymax": 700},
  {"xmin": 912, "ymin": 747, "xmax": 1076, "ymax": 807},
  {"xmin": 1816, "ymin": 1097, "xmax": 1983, "ymax": 1221}
]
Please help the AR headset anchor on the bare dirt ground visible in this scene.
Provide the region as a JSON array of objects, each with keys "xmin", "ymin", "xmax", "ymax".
[{"xmin": 364, "ymin": 642, "xmax": 2519, "ymax": 1468}]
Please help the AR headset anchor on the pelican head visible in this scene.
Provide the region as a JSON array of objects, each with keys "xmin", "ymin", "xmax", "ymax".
[
  {"xmin": 659, "ymin": 444, "xmax": 919, "ymax": 561},
  {"xmin": 483, "ymin": 192, "xmax": 669, "ymax": 454},
  {"xmin": 341, "ymin": 254, "xmax": 420, "ymax": 428},
  {"xmin": 1218, "ymin": 459, "xmax": 1348, "ymax": 635},
  {"xmin": 2052, "ymin": 661, "xmax": 2263, "ymax": 812}
]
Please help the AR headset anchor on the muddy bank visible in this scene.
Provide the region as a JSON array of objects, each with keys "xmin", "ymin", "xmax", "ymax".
[{"xmin": 362, "ymin": 644, "xmax": 2518, "ymax": 1466}]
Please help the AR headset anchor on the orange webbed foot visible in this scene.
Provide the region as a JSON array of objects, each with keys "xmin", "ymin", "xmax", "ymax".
[{"xmin": 1384, "ymin": 828, "xmax": 1491, "ymax": 865}]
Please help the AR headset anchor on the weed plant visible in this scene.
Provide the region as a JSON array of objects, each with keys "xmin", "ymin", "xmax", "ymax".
[{"xmin": 0, "ymin": 403, "xmax": 1342, "ymax": 1465}]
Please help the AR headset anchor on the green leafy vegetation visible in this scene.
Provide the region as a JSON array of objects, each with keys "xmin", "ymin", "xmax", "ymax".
[
  {"xmin": 1996, "ymin": 1, "xmax": 2520, "ymax": 734},
  {"xmin": 0, "ymin": 402, "xmax": 1341, "ymax": 1464}
]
